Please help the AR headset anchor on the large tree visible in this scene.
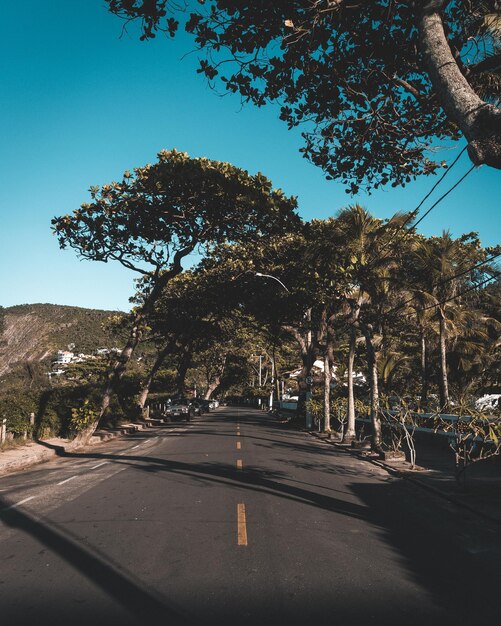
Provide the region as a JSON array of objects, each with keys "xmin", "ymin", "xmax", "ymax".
[
  {"xmin": 199, "ymin": 233, "xmax": 326, "ymax": 416},
  {"xmin": 53, "ymin": 149, "xmax": 298, "ymax": 443},
  {"xmin": 107, "ymin": 1, "xmax": 501, "ymax": 192}
]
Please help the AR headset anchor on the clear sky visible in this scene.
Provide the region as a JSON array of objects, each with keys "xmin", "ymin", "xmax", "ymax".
[{"xmin": 1, "ymin": 1, "xmax": 499, "ymax": 312}]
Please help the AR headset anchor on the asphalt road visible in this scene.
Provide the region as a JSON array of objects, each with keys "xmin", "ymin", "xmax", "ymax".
[{"xmin": 0, "ymin": 407, "xmax": 500, "ymax": 626}]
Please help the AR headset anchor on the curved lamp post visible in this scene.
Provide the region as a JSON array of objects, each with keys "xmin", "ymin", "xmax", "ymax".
[
  {"xmin": 255, "ymin": 272, "xmax": 290, "ymax": 293},
  {"xmin": 255, "ymin": 271, "xmax": 313, "ymax": 428}
]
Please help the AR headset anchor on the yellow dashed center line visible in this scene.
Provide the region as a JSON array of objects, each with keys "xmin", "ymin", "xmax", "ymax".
[
  {"xmin": 237, "ymin": 503, "xmax": 248, "ymax": 546},
  {"xmin": 236, "ymin": 459, "xmax": 243, "ymax": 470},
  {"xmin": 236, "ymin": 441, "xmax": 241, "ymax": 450}
]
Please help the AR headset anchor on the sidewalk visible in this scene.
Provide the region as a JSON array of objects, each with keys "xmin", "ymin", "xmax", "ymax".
[
  {"xmin": 310, "ymin": 430, "xmax": 501, "ymax": 525},
  {"xmin": 0, "ymin": 422, "xmax": 152, "ymax": 476}
]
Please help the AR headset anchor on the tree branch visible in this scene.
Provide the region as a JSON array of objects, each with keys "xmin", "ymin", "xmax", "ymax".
[{"xmin": 418, "ymin": 8, "xmax": 501, "ymax": 168}]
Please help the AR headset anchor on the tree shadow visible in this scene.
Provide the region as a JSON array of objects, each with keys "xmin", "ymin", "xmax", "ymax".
[
  {"xmin": 33, "ymin": 443, "xmax": 368, "ymax": 521},
  {"xmin": 350, "ymin": 479, "xmax": 501, "ymax": 623},
  {"xmin": 0, "ymin": 495, "xmax": 191, "ymax": 626}
]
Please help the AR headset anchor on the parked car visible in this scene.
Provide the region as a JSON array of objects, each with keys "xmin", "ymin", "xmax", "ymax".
[
  {"xmin": 200, "ymin": 399, "xmax": 213, "ymax": 412},
  {"xmin": 164, "ymin": 398, "xmax": 194, "ymax": 421},
  {"xmin": 190, "ymin": 399, "xmax": 205, "ymax": 416}
]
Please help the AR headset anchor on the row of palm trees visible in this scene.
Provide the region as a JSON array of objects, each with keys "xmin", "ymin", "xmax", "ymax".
[{"xmin": 186, "ymin": 205, "xmax": 499, "ymax": 449}]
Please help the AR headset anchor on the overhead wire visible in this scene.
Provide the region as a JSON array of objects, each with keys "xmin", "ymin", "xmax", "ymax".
[
  {"xmin": 384, "ymin": 251, "xmax": 501, "ymax": 317},
  {"xmin": 363, "ymin": 145, "xmax": 496, "ymax": 320},
  {"xmin": 412, "ymin": 163, "xmax": 476, "ymax": 230},
  {"xmin": 370, "ymin": 145, "xmax": 492, "ymax": 318},
  {"xmin": 377, "ymin": 145, "xmax": 469, "ymax": 255},
  {"xmin": 420, "ymin": 271, "xmax": 501, "ymax": 313}
]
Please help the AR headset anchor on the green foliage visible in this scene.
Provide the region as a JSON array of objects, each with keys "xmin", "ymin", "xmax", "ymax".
[
  {"xmin": 0, "ymin": 367, "xmax": 143, "ymax": 440},
  {"xmin": 52, "ymin": 149, "xmax": 299, "ymax": 279},
  {"xmin": 70, "ymin": 400, "xmax": 98, "ymax": 433},
  {"xmin": 150, "ymin": 367, "xmax": 177, "ymax": 394},
  {"xmin": 107, "ymin": 2, "xmax": 501, "ymax": 190},
  {"xmin": 0, "ymin": 390, "xmax": 37, "ymax": 436}
]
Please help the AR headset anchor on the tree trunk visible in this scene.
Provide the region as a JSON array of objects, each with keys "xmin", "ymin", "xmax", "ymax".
[
  {"xmin": 72, "ymin": 312, "xmax": 146, "ymax": 447},
  {"xmin": 365, "ymin": 332, "xmax": 382, "ymax": 451},
  {"xmin": 418, "ymin": 8, "xmax": 501, "ymax": 169},
  {"xmin": 438, "ymin": 309, "xmax": 450, "ymax": 410},
  {"xmin": 175, "ymin": 344, "xmax": 192, "ymax": 397},
  {"xmin": 136, "ymin": 339, "xmax": 174, "ymax": 415},
  {"xmin": 69, "ymin": 247, "xmax": 194, "ymax": 447},
  {"xmin": 296, "ymin": 360, "xmax": 313, "ymax": 418},
  {"xmin": 204, "ymin": 380, "xmax": 220, "ymax": 400},
  {"xmin": 204, "ymin": 355, "xmax": 227, "ymax": 400},
  {"xmin": 323, "ymin": 351, "xmax": 331, "ymax": 433},
  {"xmin": 344, "ymin": 327, "xmax": 357, "ymax": 443},
  {"xmin": 420, "ymin": 327, "xmax": 429, "ymax": 410},
  {"xmin": 283, "ymin": 318, "xmax": 319, "ymax": 419}
]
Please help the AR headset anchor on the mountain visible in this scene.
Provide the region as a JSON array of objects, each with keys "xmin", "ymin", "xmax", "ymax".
[{"xmin": 0, "ymin": 303, "xmax": 125, "ymax": 377}]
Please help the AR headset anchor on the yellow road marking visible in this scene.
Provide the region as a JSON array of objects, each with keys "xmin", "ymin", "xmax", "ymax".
[
  {"xmin": 236, "ymin": 441, "xmax": 241, "ymax": 450},
  {"xmin": 237, "ymin": 503, "xmax": 248, "ymax": 546},
  {"xmin": 237, "ymin": 431, "xmax": 240, "ymax": 436},
  {"xmin": 236, "ymin": 459, "xmax": 243, "ymax": 470}
]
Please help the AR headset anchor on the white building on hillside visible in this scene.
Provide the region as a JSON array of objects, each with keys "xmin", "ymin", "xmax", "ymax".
[{"xmin": 54, "ymin": 350, "xmax": 74, "ymax": 365}]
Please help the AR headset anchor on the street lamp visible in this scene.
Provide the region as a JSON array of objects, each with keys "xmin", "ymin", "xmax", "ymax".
[
  {"xmin": 255, "ymin": 272, "xmax": 290, "ymax": 293},
  {"xmin": 255, "ymin": 271, "xmax": 312, "ymax": 429}
]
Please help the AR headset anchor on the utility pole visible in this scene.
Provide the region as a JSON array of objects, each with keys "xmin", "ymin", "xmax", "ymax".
[
  {"xmin": 251, "ymin": 354, "xmax": 264, "ymax": 407},
  {"xmin": 305, "ymin": 308, "xmax": 313, "ymax": 430},
  {"xmin": 269, "ymin": 356, "xmax": 275, "ymax": 411}
]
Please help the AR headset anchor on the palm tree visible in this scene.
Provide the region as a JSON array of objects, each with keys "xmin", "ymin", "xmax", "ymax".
[
  {"xmin": 413, "ymin": 232, "xmax": 484, "ymax": 410},
  {"xmin": 335, "ymin": 205, "xmax": 412, "ymax": 450}
]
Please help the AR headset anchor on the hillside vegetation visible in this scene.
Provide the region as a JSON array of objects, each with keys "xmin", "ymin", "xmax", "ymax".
[{"xmin": 0, "ymin": 303, "xmax": 124, "ymax": 377}]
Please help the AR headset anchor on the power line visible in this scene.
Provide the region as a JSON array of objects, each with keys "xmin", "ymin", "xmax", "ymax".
[
  {"xmin": 412, "ymin": 145, "xmax": 468, "ymax": 218},
  {"xmin": 421, "ymin": 272, "xmax": 501, "ymax": 313},
  {"xmin": 385, "ymin": 251, "xmax": 501, "ymax": 317},
  {"xmin": 378, "ymin": 145, "xmax": 469, "ymax": 254},
  {"xmin": 412, "ymin": 164, "xmax": 476, "ymax": 230}
]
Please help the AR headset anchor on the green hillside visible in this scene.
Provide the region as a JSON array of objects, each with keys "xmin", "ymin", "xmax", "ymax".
[{"xmin": 0, "ymin": 303, "xmax": 126, "ymax": 377}]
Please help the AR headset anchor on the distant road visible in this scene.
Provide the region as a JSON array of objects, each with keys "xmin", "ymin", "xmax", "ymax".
[{"xmin": 1, "ymin": 407, "xmax": 500, "ymax": 625}]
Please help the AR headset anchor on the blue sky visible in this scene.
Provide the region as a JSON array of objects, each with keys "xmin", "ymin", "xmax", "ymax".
[{"xmin": 1, "ymin": 1, "xmax": 499, "ymax": 312}]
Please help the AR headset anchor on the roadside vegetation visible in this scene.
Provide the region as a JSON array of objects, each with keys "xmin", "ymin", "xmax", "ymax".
[
  {"xmin": 1, "ymin": 204, "xmax": 499, "ymax": 463},
  {"xmin": 1, "ymin": 3, "xmax": 499, "ymax": 477}
]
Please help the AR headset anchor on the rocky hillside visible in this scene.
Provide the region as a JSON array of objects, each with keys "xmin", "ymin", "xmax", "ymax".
[{"xmin": 0, "ymin": 304, "xmax": 125, "ymax": 377}]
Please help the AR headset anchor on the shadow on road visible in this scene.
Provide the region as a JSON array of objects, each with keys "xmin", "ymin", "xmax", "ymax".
[
  {"xmin": 0, "ymin": 495, "xmax": 191, "ymax": 626},
  {"xmin": 7, "ymin": 408, "xmax": 500, "ymax": 625}
]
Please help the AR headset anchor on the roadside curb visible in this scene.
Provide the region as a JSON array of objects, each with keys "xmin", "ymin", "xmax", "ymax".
[
  {"xmin": 0, "ymin": 422, "xmax": 150, "ymax": 477},
  {"xmin": 306, "ymin": 430, "xmax": 501, "ymax": 526}
]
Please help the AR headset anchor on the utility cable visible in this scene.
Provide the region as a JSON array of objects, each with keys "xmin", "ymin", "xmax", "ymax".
[
  {"xmin": 412, "ymin": 163, "xmax": 476, "ymax": 230},
  {"xmin": 384, "ymin": 251, "xmax": 501, "ymax": 317},
  {"xmin": 378, "ymin": 145, "xmax": 469, "ymax": 255},
  {"xmin": 420, "ymin": 272, "xmax": 501, "ymax": 312},
  {"xmin": 405, "ymin": 145, "xmax": 468, "ymax": 229}
]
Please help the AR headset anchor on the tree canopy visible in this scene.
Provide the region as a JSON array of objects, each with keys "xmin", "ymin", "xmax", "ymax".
[
  {"xmin": 52, "ymin": 148, "xmax": 298, "ymax": 286},
  {"xmin": 51, "ymin": 149, "xmax": 299, "ymax": 439},
  {"xmin": 107, "ymin": 1, "xmax": 501, "ymax": 192}
]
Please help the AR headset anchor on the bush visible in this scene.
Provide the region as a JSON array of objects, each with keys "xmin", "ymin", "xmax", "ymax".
[
  {"xmin": 0, "ymin": 391, "xmax": 37, "ymax": 436},
  {"xmin": 70, "ymin": 400, "xmax": 98, "ymax": 433}
]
